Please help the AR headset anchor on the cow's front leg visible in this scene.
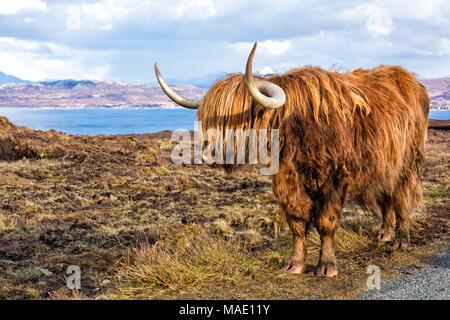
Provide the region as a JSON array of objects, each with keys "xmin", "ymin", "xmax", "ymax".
[
  {"xmin": 282, "ymin": 215, "xmax": 308, "ymax": 274},
  {"xmin": 273, "ymin": 162, "xmax": 312, "ymax": 274},
  {"xmin": 278, "ymin": 191, "xmax": 312, "ymax": 274},
  {"xmin": 315, "ymin": 201, "xmax": 341, "ymax": 277}
]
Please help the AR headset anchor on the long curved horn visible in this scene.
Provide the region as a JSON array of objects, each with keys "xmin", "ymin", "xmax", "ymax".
[
  {"xmin": 245, "ymin": 42, "xmax": 286, "ymax": 109},
  {"xmin": 154, "ymin": 62, "xmax": 201, "ymax": 109}
]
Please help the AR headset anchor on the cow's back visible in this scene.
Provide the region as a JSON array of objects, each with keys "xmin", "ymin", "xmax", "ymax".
[{"xmin": 344, "ymin": 65, "xmax": 429, "ymax": 198}]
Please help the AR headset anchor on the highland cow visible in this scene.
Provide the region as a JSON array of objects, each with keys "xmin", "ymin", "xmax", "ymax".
[{"xmin": 155, "ymin": 42, "xmax": 430, "ymax": 277}]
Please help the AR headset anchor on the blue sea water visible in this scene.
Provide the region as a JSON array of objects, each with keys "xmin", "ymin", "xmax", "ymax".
[
  {"xmin": 0, "ymin": 108, "xmax": 198, "ymax": 135},
  {"xmin": 0, "ymin": 108, "xmax": 448, "ymax": 135},
  {"xmin": 429, "ymin": 110, "xmax": 450, "ymax": 121}
]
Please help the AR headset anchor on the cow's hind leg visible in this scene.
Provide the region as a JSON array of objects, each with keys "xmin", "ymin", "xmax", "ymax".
[
  {"xmin": 377, "ymin": 194, "xmax": 396, "ymax": 243},
  {"xmin": 314, "ymin": 198, "xmax": 342, "ymax": 277},
  {"xmin": 392, "ymin": 173, "xmax": 421, "ymax": 249}
]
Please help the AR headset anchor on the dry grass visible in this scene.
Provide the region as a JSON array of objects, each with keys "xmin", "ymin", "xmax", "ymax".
[
  {"xmin": 112, "ymin": 228, "xmax": 263, "ymax": 298},
  {"xmin": 0, "ymin": 214, "xmax": 15, "ymax": 233}
]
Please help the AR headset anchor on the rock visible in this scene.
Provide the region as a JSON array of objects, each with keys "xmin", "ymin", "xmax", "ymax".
[
  {"xmin": 0, "ymin": 259, "xmax": 15, "ymax": 265},
  {"xmin": 39, "ymin": 268, "xmax": 53, "ymax": 276},
  {"xmin": 102, "ymin": 279, "xmax": 111, "ymax": 285}
]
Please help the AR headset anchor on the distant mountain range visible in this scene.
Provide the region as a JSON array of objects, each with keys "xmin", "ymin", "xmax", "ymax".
[
  {"xmin": 0, "ymin": 70, "xmax": 448, "ymax": 110},
  {"xmin": 419, "ymin": 77, "xmax": 450, "ymax": 110},
  {"xmin": 0, "ymin": 79, "xmax": 207, "ymax": 109},
  {"xmin": 0, "ymin": 71, "xmax": 29, "ymax": 85}
]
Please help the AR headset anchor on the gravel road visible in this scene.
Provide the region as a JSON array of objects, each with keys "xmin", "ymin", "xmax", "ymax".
[{"xmin": 360, "ymin": 249, "xmax": 450, "ymax": 300}]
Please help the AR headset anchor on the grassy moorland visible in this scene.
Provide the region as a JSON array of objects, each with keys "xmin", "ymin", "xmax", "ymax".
[{"xmin": 0, "ymin": 116, "xmax": 448, "ymax": 300}]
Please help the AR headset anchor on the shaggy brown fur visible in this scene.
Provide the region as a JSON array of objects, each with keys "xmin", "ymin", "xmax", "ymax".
[{"xmin": 197, "ymin": 65, "xmax": 430, "ymax": 277}]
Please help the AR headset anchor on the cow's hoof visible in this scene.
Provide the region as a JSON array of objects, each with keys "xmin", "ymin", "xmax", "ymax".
[
  {"xmin": 281, "ymin": 261, "xmax": 305, "ymax": 274},
  {"xmin": 377, "ymin": 227, "xmax": 395, "ymax": 243},
  {"xmin": 392, "ymin": 235, "xmax": 410, "ymax": 250},
  {"xmin": 316, "ymin": 261, "xmax": 338, "ymax": 277}
]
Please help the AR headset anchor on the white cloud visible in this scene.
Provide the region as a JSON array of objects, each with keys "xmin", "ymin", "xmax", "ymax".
[
  {"xmin": 438, "ymin": 38, "xmax": 450, "ymax": 55},
  {"xmin": 260, "ymin": 40, "xmax": 292, "ymax": 56},
  {"xmin": 67, "ymin": 0, "xmax": 145, "ymax": 30},
  {"xmin": 0, "ymin": 37, "xmax": 111, "ymax": 81},
  {"xmin": 373, "ymin": 0, "xmax": 449, "ymax": 24},
  {"xmin": 65, "ymin": 0, "xmax": 229, "ymax": 31},
  {"xmin": 365, "ymin": 5, "xmax": 393, "ymax": 36},
  {"xmin": 0, "ymin": 37, "xmax": 41, "ymax": 52},
  {"xmin": 174, "ymin": 0, "xmax": 216, "ymax": 19},
  {"xmin": 260, "ymin": 66, "xmax": 274, "ymax": 74},
  {"xmin": 341, "ymin": 3, "xmax": 394, "ymax": 37},
  {"xmin": 0, "ymin": 0, "xmax": 47, "ymax": 15},
  {"xmin": 232, "ymin": 40, "xmax": 291, "ymax": 56}
]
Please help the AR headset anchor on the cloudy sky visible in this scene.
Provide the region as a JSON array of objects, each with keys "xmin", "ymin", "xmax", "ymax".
[{"xmin": 0, "ymin": 0, "xmax": 449, "ymax": 82}]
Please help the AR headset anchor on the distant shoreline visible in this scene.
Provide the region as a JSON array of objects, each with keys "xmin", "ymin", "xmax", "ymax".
[
  {"xmin": 0, "ymin": 106, "xmax": 448, "ymax": 112},
  {"xmin": 428, "ymin": 119, "xmax": 450, "ymax": 130}
]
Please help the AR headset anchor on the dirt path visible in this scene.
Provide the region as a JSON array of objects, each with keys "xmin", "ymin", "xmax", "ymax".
[{"xmin": 361, "ymin": 249, "xmax": 450, "ymax": 300}]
